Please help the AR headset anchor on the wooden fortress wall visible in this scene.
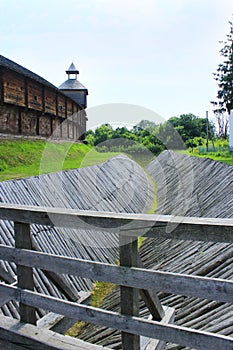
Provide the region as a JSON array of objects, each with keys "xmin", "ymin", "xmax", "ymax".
[{"xmin": 0, "ymin": 68, "xmax": 86, "ymax": 140}]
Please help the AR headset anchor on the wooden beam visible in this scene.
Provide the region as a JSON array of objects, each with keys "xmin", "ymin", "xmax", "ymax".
[
  {"xmin": 1, "ymin": 245, "xmax": 233, "ymax": 304},
  {"xmin": 0, "ymin": 263, "xmax": 15, "ymax": 285},
  {"xmin": 144, "ymin": 306, "xmax": 175, "ymax": 350},
  {"xmin": 24, "ymin": 77, "xmax": 28, "ymax": 110},
  {"xmin": 0, "ymin": 67, "xmax": 4, "ymax": 104},
  {"xmin": 0, "ymin": 315, "xmax": 110, "ymax": 350},
  {"xmin": 0, "ymin": 284, "xmax": 233, "ymax": 350},
  {"xmin": 138, "ymin": 256, "xmax": 164, "ymax": 321},
  {"xmin": 42, "ymin": 85, "xmax": 45, "ymax": 114},
  {"xmin": 14, "ymin": 222, "xmax": 36, "ymax": 325},
  {"xmin": 1, "ymin": 203, "xmax": 233, "ymax": 243},
  {"xmin": 37, "ymin": 291, "xmax": 90, "ymax": 334},
  {"xmin": 120, "ymin": 234, "xmax": 140, "ymax": 350}
]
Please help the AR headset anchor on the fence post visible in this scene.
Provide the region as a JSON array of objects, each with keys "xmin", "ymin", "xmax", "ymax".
[
  {"xmin": 14, "ymin": 222, "xmax": 36, "ymax": 325},
  {"xmin": 119, "ymin": 234, "xmax": 140, "ymax": 350}
]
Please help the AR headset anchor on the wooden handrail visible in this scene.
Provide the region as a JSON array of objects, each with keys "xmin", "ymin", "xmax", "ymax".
[
  {"xmin": 1, "ymin": 202, "xmax": 233, "ymax": 242},
  {"xmin": 0, "ymin": 203, "xmax": 233, "ymax": 349},
  {"xmin": 0, "ymin": 284, "xmax": 232, "ymax": 350},
  {"xmin": 0, "ymin": 245, "xmax": 232, "ymax": 304}
]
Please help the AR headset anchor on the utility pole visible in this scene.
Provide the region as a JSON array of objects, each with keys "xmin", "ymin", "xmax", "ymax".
[{"xmin": 206, "ymin": 111, "xmax": 209, "ymax": 152}]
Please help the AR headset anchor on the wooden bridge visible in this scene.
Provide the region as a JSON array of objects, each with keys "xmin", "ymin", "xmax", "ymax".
[{"xmin": 0, "ymin": 203, "xmax": 233, "ymax": 349}]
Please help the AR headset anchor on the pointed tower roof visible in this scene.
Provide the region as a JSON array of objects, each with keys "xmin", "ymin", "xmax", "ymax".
[
  {"xmin": 59, "ymin": 62, "xmax": 88, "ymax": 92},
  {"xmin": 66, "ymin": 62, "xmax": 79, "ymax": 75},
  {"xmin": 58, "ymin": 61, "xmax": 88, "ymax": 108}
]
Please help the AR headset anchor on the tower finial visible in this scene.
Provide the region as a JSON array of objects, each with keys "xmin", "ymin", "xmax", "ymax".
[{"xmin": 66, "ymin": 62, "xmax": 79, "ymax": 79}]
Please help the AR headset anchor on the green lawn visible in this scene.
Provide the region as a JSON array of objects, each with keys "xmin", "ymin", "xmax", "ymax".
[{"xmin": 0, "ymin": 140, "xmax": 120, "ymax": 181}]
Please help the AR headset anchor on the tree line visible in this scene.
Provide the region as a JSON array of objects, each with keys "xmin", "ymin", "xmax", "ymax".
[{"xmin": 85, "ymin": 114, "xmax": 215, "ymax": 155}]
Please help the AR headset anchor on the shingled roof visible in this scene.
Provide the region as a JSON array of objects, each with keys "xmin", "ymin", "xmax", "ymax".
[{"xmin": 0, "ymin": 54, "xmax": 57, "ymax": 90}]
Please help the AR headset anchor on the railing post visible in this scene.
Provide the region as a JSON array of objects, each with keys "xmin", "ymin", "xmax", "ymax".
[
  {"xmin": 119, "ymin": 234, "xmax": 140, "ymax": 350},
  {"xmin": 14, "ymin": 222, "xmax": 36, "ymax": 325}
]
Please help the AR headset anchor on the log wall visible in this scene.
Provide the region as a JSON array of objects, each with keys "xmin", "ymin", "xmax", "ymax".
[{"xmin": 0, "ymin": 67, "xmax": 86, "ymax": 140}]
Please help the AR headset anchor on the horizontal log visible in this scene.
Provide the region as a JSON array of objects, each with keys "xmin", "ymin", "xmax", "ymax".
[
  {"xmin": 0, "ymin": 245, "xmax": 233, "ymax": 303},
  {"xmin": 1, "ymin": 203, "xmax": 233, "ymax": 242},
  {"xmin": 0, "ymin": 284, "xmax": 232, "ymax": 350}
]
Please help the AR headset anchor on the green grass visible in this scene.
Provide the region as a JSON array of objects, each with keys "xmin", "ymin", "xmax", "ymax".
[
  {"xmin": 182, "ymin": 148, "xmax": 233, "ymax": 166},
  {"xmin": 0, "ymin": 140, "xmax": 120, "ymax": 181},
  {"xmin": 66, "ymin": 281, "xmax": 116, "ymax": 337}
]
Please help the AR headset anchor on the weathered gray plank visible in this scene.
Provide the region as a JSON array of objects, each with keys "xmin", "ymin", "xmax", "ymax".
[
  {"xmin": 0, "ymin": 315, "xmax": 110, "ymax": 349},
  {"xmin": 0, "ymin": 264, "xmax": 15, "ymax": 284},
  {"xmin": 1, "ymin": 245, "xmax": 233, "ymax": 303},
  {"xmin": 120, "ymin": 234, "xmax": 140, "ymax": 350},
  {"xmin": 0, "ymin": 284, "xmax": 232, "ymax": 350},
  {"xmin": 138, "ymin": 256, "xmax": 164, "ymax": 321},
  {"xmin": 1, "ymin": 203, "xmax": 233, "ymax": 242},
  {"xmin": 144, "ymin": 306, "xmax": 175, "ymax": 350},
  {"xmin": 0, "ymin": 294, "xmax": 12, "ymax": 308},
  {"xmin": 14, "ymin": 222, "xmax": 36, "ymax": 325},
  {"xmin": 37, "ymin": 291, "xmax": 90, "ymax": 334}
]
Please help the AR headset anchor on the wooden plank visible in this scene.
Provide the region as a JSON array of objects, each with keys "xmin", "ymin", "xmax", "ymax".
[
  {"xmin": 37, "ymin": 291, "xmax": 90, "ymax": 334},
  {"xmin": 0, "ymin": 264, "xmax": 15, "ymax": 284},
  {"xmin": 138, "ymin": 256, "xmax": 164, "ymax": 321},
  {"xmin": 0, "ymin": 67, "xmax": 4, "ymax": 104},
  {"xmin": 142, "ymin": 306, "xmax": 175, "ymax": 350},
  {"xmin": 0, "ymin": 284, "xmax": 232, "ymax": 350},
  {"xmin": 1, "ymin": 245, "xmax": 233, "ymax": 303},
  {"xmin": 14, "ymin": 222, "xmax": 36, "ymax": 325},
  {"xmin": 1, "ymin": 203, "xmax": 233, "ymax": 242},
  {"xmin": 0, "ymin": 339, "xmax": 27, "ymax": 350},
  {"xmin": 140, "ymin": 289, "xmax": 164, "ymax": 321},
  {"xmin": 0, "ymin": 315, "xmax": 110, "ymax": 350},
  {"xmin": 120, "ymin": 234, "xmax": 140, "ymax": 350}
]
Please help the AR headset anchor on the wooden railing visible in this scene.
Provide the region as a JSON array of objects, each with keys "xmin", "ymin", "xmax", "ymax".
[{"xmin": 0, "ymin": 203, "xmax": 233, "ymax": 350}]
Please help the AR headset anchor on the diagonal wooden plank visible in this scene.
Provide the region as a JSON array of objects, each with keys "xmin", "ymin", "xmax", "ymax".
[{"xmin": 138, "ymin": 256, "xmax": 165, "ymax": 321}]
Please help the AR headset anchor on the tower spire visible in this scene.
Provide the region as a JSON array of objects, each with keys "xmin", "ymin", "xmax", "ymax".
[{"xmin": 66, "ymin": 62, "xmax": 79, "ymax": 79}]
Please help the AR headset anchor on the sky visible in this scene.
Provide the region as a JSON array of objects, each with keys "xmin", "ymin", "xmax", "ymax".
[{"xmin": 0, "ymin": 0, "xmax": 233, "ymax": 129}]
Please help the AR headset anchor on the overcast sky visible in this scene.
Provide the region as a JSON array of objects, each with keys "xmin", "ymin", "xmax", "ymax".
[{"xmin": 0, "ymin": 0, "xmax": 232, "ymax": 128}]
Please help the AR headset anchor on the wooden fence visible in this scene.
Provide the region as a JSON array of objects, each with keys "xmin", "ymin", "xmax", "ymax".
[{"xmin": 0, "ymin": 203, "xmax": 233, "ymax": 350}]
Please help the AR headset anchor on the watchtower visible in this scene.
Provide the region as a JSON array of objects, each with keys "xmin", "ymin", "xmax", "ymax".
[{"xmin": 59, "ymin": 62, "xmax": 88, "ymax": 109}]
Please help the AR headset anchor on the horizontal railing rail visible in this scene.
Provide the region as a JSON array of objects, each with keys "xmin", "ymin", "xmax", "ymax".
[
  {"xmin": 0, "ymin": 203, "xmax": 233, "ymax": 350},
  {"xmin": 1, "ymin": 202, "xmax": 233, "ymax": 242},
  {"xmin": 0, "ymin": 245, "xmax": 232, "ymax": 304},
  {"xmin": 0, "ymin": 284, "xmax": 232, "ymax": 350}
]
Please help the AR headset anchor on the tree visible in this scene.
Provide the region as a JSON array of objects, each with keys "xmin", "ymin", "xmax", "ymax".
[
  {"xmin": 168, "ymin": 114, "xmax": 213, "ymax": 144},
  {"xmin": 93, "ymin": 124, "xmax": 113, "ymax": 145},
  {"xmin": 212, "ymin": 18, "xmax": 233, "ymax": 115}
]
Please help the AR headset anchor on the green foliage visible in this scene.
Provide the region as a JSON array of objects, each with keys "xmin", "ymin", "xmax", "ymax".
[
  {"xmin": 87, "ymin": 120, "xmax": 166, "ymax": 156},
  {"xmin": 212, "ymin": 17, "xmax": 233, "ymax": 115},
  {"xmin": 85, "ymin": 115, "xmax": 215, "ymax": 156},
  {"xmin": 168, "ymin": 114, "xmax": 214, "ymax": 146}
]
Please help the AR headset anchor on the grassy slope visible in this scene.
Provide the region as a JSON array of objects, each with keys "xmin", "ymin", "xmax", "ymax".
[
  {"xmin": 0, "ymin": 140, "xmax": 120, "ymax": 181},
  {"xmin": 181, "ymin": 149, "xmax": 233, "ymax": 166}
]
